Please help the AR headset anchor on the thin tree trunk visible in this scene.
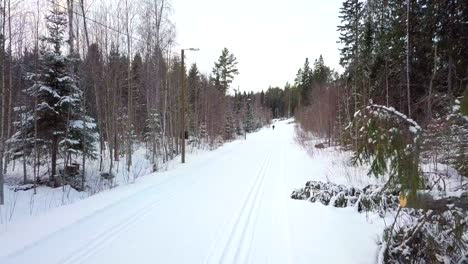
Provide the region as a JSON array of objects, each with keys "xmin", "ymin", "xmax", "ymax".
[
  {"xmin": 80, "ymin": 0, "xmax": 90, "ymax": 190},
  {"xmin": 33, "ymin": 98, "xmax": 40, "ymax": 188},
  {"xmin": 51, "ymin": 135, "xmax": 58, "ymax": 184},
  {"xmin": 427, "ymin": 45, "xmax": 437, "ymax": 121},
  {"xmin": 33, "ymin": 1, "xmax": 39, "ymax": 194},
  {"xmin": 406, "ymin": 0, "xmax": 411, "ymax": 118},
  {"xmin": 448, "ymin": 55, "xmax": 453, "ymax": 102},
  {"xmin": 21, "ymin": 109, "xmax": 27, "ymax": 183},
  {"xmin": 66, "ymin": 0, "xmax": 74, "ymax": 54},
  {"xmin": 0, "ymin": 0, "xmax": 6, "ymax": 205},
  {"xmin": 3, "ymin": 0, "xmax": 12, "ymax": 174},
  {"xmin": 125, "ymin": 0, "xmax": 132, "ymax": 175},
  {"xmin": 385, "ymin": 59, "xmax": 389, "ymax": 107}
]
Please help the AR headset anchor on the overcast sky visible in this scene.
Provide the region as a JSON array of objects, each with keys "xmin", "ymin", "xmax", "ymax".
[{"xmin": 171, "ymin": 0, "xmax": 344, "ymax": 93}]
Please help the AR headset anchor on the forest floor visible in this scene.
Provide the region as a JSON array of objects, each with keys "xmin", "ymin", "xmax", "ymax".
[{"xmin": 0, "ymin": 119, "xmax": 387, "ymax": 264}]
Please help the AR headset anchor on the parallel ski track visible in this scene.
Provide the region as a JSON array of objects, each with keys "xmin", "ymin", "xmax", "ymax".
[
  {"xmin": 2, "ymin": 142, "xmax": 242, "ymax": 264},
  {"xmin": 59, "ymin": 145, "xmax": 245, "ymax": 264},
  {"xmin": 207, "ymin": 152, "xmax": 272, "ymax": 264}
]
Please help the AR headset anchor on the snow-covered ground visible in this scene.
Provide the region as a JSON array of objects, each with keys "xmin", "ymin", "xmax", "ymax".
[{"xmin": 0, "ymin": 119, "xmax": 386, "ymax": 264}]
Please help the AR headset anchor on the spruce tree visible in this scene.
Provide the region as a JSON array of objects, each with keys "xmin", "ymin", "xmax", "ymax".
[
  {"xmin": 9, "ymin": 2, "xmax": 96, "ymax": 184},
  {"xmin": 312, "ymin": 55, "xmax": 331, "ymax": 86},
  {"xmin": 245, "ymin": 97, "xmax": 254, "ymax": 133},
  {"xmin": 338, "ymin": 0, "xmax": 363, "ymax": 68},
  {"xmin": 298, "ymin": 58, "xmax": 313, "ymax": 106},
  {"xmin": 188, "ymin": 63, "xmax": 200, "ymax": 137}
]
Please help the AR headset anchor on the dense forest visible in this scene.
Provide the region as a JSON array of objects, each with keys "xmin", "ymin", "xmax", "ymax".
[
  {"xmin": 0, "ymin": 0, "xmax": 467, "ymax": 262},
  {"xmin": 285, "ymin": 0, "xmax": 468, "ymax": 262},
  {"xmin": 0, "ymin": 0, "xmax": 279, "ymax": 203}
]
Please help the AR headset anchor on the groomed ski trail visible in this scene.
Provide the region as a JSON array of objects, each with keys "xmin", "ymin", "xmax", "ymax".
[{"xmin": 0, "ymin": 120, "xmax": 385, "ymax": 264}]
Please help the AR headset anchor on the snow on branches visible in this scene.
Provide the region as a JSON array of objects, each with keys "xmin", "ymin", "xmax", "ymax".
[
  {"xmin": 382, "ymin": 202, "xmax": 468, "ymax": 264},
  {"xmin": 351, "ymin": 104, "xmax": 423, "ymax": 200},
  {"xmin": 291, "ymin": 180, "xmax": 399, "ymax": 216}
]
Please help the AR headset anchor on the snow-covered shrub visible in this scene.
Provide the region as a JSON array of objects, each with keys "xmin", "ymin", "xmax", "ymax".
[
  {"xmin": 292, "ymin": 181, "xmax": 468, "ymax": 263},
  {"xmin": 382, "ymin": 203, "xmax": 468, "ymax": 264},
  {"xmin": 291, "ymin": 180, "xmax": 399, "ymax": 215}
]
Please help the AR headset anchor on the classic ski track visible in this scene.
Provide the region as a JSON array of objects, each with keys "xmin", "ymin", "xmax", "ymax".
[
  {"xmin": 58, "ymin": 143, "xmax": 251, "ymax": 264},
  {"xmin": 2, "ymin": 176, "xmax": 177, "ymax": 263},
  {"xmin": 236, "ymin": 152, "xmax": 272, "ymax": 263},
  {"xmin": 280, "ymin": 135, "xmax": 293, "ymax": 264},
  {"xmin": 215, "ymin": 152, "xmax": 272, "ymax": 264},
  {"xmin": 59, "ymin": 150, "xmax": 242, "ymax": 264},
  {"xmin": 3, "ymin": 143, "xmax": 241, "ymax": 264},
  {"xmin": 203, "ymin": 154, "xmax": 269, "ymax": 264},
  {"xmin": 59, "ymin": 190, "xmax": 176, "ymax": 264}
]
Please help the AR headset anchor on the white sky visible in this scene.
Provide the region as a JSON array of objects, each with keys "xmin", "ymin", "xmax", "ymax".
[{"xmin": 172, "ymin": 0, "xmax": 344, "ymax": 93}]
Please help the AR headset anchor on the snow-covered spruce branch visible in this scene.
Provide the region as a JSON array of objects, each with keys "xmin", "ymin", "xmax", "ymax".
[
  {"xmin": 351, "ymin": 104, "xmax": 423, "ymax": 199},
  {"xmin": 291, "ymin": 181, "xmax": 400, "ymax": 215}
]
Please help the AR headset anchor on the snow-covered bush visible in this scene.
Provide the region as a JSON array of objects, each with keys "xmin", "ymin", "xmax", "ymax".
[
  {"xmin": 292, "ymin": 180, "xmax": 468, "ymax": 263},
  {"xmin": 382, "ymin": 203, "xmax": 468, "ymax": 264},
  {"xmin": 291, "ymin": 180, "xmax": 399, "ymax": 215}
]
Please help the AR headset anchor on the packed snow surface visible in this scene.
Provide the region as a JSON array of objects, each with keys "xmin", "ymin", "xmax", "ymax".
[{"xmin": 0, "ymin": 120, "xmax": 385, "ymax": 264}]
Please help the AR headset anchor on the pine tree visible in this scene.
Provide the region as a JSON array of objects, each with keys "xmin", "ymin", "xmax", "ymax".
[{"xmin": 212, "ymin": 48, "xmax": 239, "ymax": 94}]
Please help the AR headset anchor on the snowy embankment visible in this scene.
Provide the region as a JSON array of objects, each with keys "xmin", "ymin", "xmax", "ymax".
[
  {"xmin": 1, "ymin": 119, "xmax": 387, "ymax": 264},
  {"xmin": 0, "ymin": 138, "xmax": 223, "ymax": 229},
  {"xmin": 1, "ymin": 146, "xmax": 155, "ymax": 229}
]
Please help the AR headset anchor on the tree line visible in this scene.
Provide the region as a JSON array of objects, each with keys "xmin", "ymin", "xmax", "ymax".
[
  {"xmin": 265, "ymin": 0, "xmax": 467, "ymax": 160},
  {"xmin": 0, "ymin": 0, "xmax": 272, "ymax": 204},
  {"xmin": 285, "ymin": 0, "xmax": 467, "ymax": 262}
]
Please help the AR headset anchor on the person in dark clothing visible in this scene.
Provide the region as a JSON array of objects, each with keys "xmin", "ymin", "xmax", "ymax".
[{"xmin": 272, "ymin": 125, "xmax": 275, "ymax": 130}]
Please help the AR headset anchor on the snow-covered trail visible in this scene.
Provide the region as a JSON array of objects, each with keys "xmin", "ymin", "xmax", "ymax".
[{"xmin": 0, "ymin": 120, "xmax": 384, "ymax": 264}]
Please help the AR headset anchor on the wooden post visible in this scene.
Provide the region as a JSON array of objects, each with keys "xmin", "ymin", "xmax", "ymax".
[{"xmin": 181, "ymin": 49, "xmax": 185, "ymax": 163}]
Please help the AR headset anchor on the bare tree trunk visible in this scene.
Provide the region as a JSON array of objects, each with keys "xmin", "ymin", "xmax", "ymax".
[
  {"xmin": 161, "ymin": 50, "xmax": 170, "ymax": 163},
  {"xmin": 0, "ymin": 0, "xmax": 5, "ymax": 205},
  {"xmin": 448, "ymin": 55, "xmax": 453, "ymax": 102},
  {"xmin": 20, "ymin": 108, "xmax": 27, "ymax": 183},
  {"xmin": 427, "ymin": 45, "xmax": 437, "ymax": 121},
  {"xmin": 67, "ymin": 0, "xmax": 74, "ymax": 54},
  {"xmin": 125, "ymin": 0, "xmax": 132, "ymax": 175},
  {"xmin": 33, "ymin": 97, "xmax": 38, "ymax": 193},
  {"xmin": 3, "ymin": 0, "xmax": 12, "ymax": 174},
  {"xmin": 79, "ymin": 0, "xmax": 89, "ymax": 48},
  {"xmin": 406, "ymin": 0, "xmax": 411, "ymax": 118},
  {"xmin": 385, "ymin": 59, "xmax": 389, "ymax": 107},
  {"xmin": 79, "ymin": 0, "xmax": 91, "ymax": 190},
  {"xmin": 33, "ymin": 0, "xmax": 39, "ymax": 194},
  {"xmin": 51, "ymin": 135, "xmax": 58, "ymax": 184},
  {"xmin": 83, "ymin": 8, "xmax": 104, "ymax": 172}
]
